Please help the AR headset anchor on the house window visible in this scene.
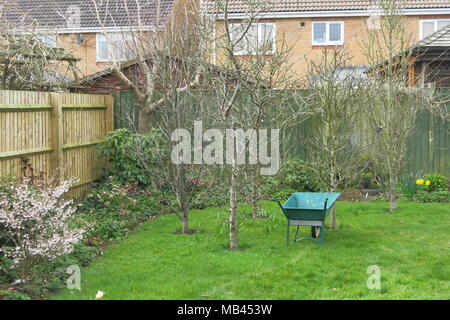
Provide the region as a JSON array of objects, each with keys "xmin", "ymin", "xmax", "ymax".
[
  {"xmin": 420, "ymin": 19, "xmax": 450, "ymax": 39},
  {"xmin": 230, "ymin": 23, "xmax": 275, "ymax": 55},
  {"xmin": 312, "ymin": 22, "xmax": 344, "ymax": 45},
  {"xmin": 38, "ymin": 35, "xmax": 57, "ymax": 48},
  {"xmin": 96, "ymin": 33, "xmax": 133, "ymax": 62}
]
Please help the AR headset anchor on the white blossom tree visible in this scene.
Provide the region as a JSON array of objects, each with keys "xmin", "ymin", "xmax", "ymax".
[{"xmin": 0, "ymin": 178, "xmax": 83, "ymax": 282}]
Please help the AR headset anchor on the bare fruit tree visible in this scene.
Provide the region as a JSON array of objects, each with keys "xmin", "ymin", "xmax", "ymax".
[
  {"xmin": 88, "ymin": 0, "xmax": 204, "ymax": 133},
  {"xmin": 305, "ymin": 48, "xmax": 367, "ymax": 229},
  {"xmin": 86, "ymin": 0, "xmax": 220, "ymax": 234},
  {"xmin": 207, "ymin": 0, "xmax": 306, "ymax": 249},
  {"xmin": 0, "ymin": 4, "xmax": 79, "ymax": 90},
  {"xmin": 240, "ymin": 44, "xmax": 303, "ymax": 219},
  {"xmin": 129, "ymin": 69, "xmax": 219, "ymax": 234},
  {"xmin": 360, "ymin": 0, "xmax": 446, "ymax": 212}
]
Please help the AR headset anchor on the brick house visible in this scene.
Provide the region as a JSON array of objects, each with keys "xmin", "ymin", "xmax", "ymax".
[
  {"xmin": 1, "ymin": 0, "xmax": 197, "ymax": 78},
  {"xmin": 206, "ymin": 0, "xmax": 450, "ymax": 81}
]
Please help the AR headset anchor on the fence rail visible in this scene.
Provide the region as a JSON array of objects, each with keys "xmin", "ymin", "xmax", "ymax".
[{"xmin": 0, "ymin": 90, "xmax": 113, "ymax": 198}]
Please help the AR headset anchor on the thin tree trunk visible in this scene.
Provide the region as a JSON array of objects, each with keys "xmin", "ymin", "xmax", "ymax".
[
  {"xmin": 388, "ymin": 176, "xmax": 397, "ymax": 212},
  {"xmin": 178, "ymin": 199, "xmax": 191, "ymax": 234},
  {"xmin": 229, "ymin": 163, "xmax": 238, "ymax": 250},
  {"xmin": 330, "ymin": 206, "xmax": 337, "ymax": 230},
  {"xmin": 330, "ymin": 154, "xmax": 338, "ymax": 230},
  {"xmin": 251, "ymin": 166, "xmax": 261, "ymax": 218},
  {"xmin": 177, "ymin": 164, "xmax": 191, "ymax": 234},
  {"xmin": 181, "ymin": 214, "xmax": 190, "ymax": 234},
  {"xmin": 251, "ymin": 196, "xmax": 259, "ymax": 218}
]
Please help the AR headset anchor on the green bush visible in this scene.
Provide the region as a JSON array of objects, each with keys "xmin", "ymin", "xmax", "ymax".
[
  {"xmin": 414, "ymin": 190, "xmax": 450, "ymax": 203},
  {"xmin": 359, "ymin": 172, "xmax": 375, "ymax": 189},
  {"xmin": 272, "ymin": 188, "xmax": 297, "ymax": 200},
  {"xmin": 191, "ymin": 183, "xmax": 229, "ymax": 209},
  {"xmin": 65, "ymin": 243, "xmax": 99, "ymax": 267},
  {"xmin": 0, "ymin": 221, "xmax": 9, "ymax": 249},
  {"xmin": 397, "ymin": 180, "xmax": 418, "ymax": 201},
  {"xmin": 97, "ymin": 128, "xmax": 167, "ymax": 185},
  {"xmin": 398, "ymin": 173, "xmax": 448, "ymax": 202},
  {"xmin": 0, "ymin": 241, "xmax": 101, "ymax": 299},
  {"xmin": 424, "ymin": 173, "xmax": 448, "ymax": 192},
  {"xmin": 274, "ymin": 158, "xmax": 325, "ymax": 193},
  {"xmin": 0, "ymin": 176, "xmax": 15, "ymax": 249},
  {"xmin": 0, "ymin": 255, "xmax": 16, "ymax": 284},
  {"xmin": 78, "ymin": 180, "xmax": 172, "ymax": 242},
  {"xmin": 19, "ymin": 243, "xmax": 100, "ymax": 297},
  {"xmin": 0, "ymin": 290, "xmax": 31, "ymax": 300}
]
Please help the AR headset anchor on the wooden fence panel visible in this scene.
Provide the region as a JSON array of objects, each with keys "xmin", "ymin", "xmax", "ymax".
[
  {"xmin": 114, "ymin": 89, "xmax": 449, "ymax": 178},
  {"xmin": 0, "ymin": 90, "xmax": 113, "ymax": 198}
]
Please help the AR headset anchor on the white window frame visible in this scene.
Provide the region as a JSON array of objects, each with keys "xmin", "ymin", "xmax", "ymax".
[
  {"xmin": 312, "ymin": 21, "xmax": 344, "ymax": 46},
  {"xmin": 96, "ymin": 33, "xmax": 132, "ymax": 63},
  {"xmin": 230, "ymin": 22, "xmax": 276, "ymax": 56},
  {"xmin": 420, "ymin": 19, "xmax": 450, "ymax": 39},
  {"xmin": 38, "ymin": 34, "xmax": 58, "ymax": 48}
]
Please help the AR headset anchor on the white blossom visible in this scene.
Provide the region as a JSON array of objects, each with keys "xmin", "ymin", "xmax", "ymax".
[{"xmin": 0, "ymin": 178, "xmax": 84, "ymax": 277}]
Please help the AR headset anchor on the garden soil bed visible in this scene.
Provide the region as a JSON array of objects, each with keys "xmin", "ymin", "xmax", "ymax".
[{"xmin": 340, "ymin": 188, "xmax": 378, "ymax": 202}]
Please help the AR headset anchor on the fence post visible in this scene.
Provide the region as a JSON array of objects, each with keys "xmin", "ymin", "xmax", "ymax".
[
  {"xmin": 428, "ymin": 110, "xmax": 434, "ymax": 174},
  {"xmin": 105, "ymin": 95, "xmax": 114, "ymax": 133},
  {"xmin": 50, "ymin": 93, "xmax": 64, "ymax": 183}
]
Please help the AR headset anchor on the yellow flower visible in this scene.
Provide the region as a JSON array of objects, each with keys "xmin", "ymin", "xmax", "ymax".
[
  {"xmin": 425, "ymin": 180, "xmax": 431, "ymax": 186},
  {"xmin": 416, "ymin": 179, "xmax": 424, "ymax": 185}
]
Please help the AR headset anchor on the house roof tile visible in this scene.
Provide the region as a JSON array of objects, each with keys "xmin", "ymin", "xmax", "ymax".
[
  {"xmin": 415, "ymin": 23, "xmax": 450, "ymax": 47},
  {"xmin": 204, "ymin": 0, "xmax": 450, "ymax": 14},
  {"xmin": 0, "ymin": 0, "xmax": 176, "ymax": 30}
]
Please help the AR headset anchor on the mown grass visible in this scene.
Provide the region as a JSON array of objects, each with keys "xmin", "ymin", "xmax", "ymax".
[{"xmin": 53, "ymin": 200, "xmax": 450, "ymax": 300}]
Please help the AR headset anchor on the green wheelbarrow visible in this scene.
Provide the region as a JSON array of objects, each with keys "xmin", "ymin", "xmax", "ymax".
[{"xmin": 271, "ymin": 192, "xmax": 340, "ymax": 245}]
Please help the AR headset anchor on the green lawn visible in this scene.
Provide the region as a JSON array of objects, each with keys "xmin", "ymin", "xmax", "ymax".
[{"xmin": 53, "ymin": 200, "xmax": 450, "ymax": 300}]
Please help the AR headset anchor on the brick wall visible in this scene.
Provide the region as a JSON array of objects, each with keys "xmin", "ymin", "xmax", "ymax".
[
  {"xmin": 75, "ymin": 64, "xmax": 141, "ymax": 95},
  {"xmin": 54, "ymin": 0, "xmax": 200, "ymax": 79},
  {"xmin": 57, "ymin": 33, "xmax": 113, "ymax": 78},
  {"xmin": 215, "ymin": 14, "xmax": 450, "ymax": 81}
]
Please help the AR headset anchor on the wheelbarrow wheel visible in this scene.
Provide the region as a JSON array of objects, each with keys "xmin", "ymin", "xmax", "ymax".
[{"xmin": 311, "ymin": 226, "xmax": 321, "ymax": 239}]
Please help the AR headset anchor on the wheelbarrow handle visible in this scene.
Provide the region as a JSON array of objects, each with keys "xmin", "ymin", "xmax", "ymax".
[
  {"xmin": 270, "ymin": 198, "xmax": 285, "ymax": 211},
  {"xmin": 324, "ymin": 198, "xmax": 329, "ymax": 211}
]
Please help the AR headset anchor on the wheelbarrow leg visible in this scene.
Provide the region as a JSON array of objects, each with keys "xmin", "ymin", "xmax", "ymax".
[
  {"xmin": 293, "ymin": 226, "xmax": 299, "ymax": 243},
  {"xmin": 320, "ymin": 225, "xmax": 325, "ymax": 246},
  {"xmin": 286, "ymin": 222, "xmax": 290, "ymax": 245}
]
